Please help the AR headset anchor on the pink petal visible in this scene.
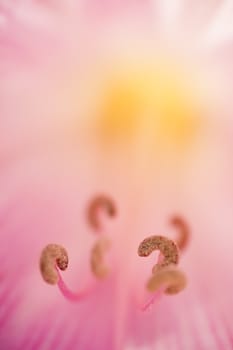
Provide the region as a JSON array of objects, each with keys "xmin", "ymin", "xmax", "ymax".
[
  {"xmin": 0, "ymin": 1, "xmax": 233, "ymax": 349},
  {"xmin": 153, "ymin": 0, "xmax": 230, "ymax": 50}
]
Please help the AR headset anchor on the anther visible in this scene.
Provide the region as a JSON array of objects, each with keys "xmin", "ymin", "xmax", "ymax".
[
  {"xmin": 90, "ymin": 237, "xmax": 111, "ymax": 279},
  {"xmin": 40, "ymin": 244, "xmax": 68, "ymax": 285},
  {"xmin": 87, "ymin": 195, "xmax": 116, "ymax": 231},
  {"xmin": 138, "ymin": 235, "xmax": 179, "ymax": 273},
  {"xmin": 147, "ymin": 266, "xmax": 187, "ymax": 294},
  {"xmin": 40, "ymin": 244, "xmax": 95, "ymax": 302},
  {"xmin": 171, "ymin": 215, "xmax": 190, "ymax": 251}
]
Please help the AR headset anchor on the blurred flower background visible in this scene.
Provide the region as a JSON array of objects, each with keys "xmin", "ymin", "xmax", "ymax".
[{"xmin": 0, "ymin": 1, "xmax": 233, "ymax": 349}]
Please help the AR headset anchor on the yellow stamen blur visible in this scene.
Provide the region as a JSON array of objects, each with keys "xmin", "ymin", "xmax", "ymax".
[{"xmin": 96, "ymin": 61, "xmax": 201, "ymax": 151}]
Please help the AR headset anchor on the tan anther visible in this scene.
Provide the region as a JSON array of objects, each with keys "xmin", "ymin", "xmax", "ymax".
[
  {"xmin": 90, "ymin": 237, "xmax": 111, "ymax": 279},
  {"xmin": 138, "ymin": 235, "xmax": 179, "ymax": 274},
  {"xmin": 171, "ymin": 215, "xmax": 190, "ymax": 251},
  {"xmin": 87, "ymin": 195, "xmax": 116, "ymax": 231},
  {"xmin": 40, "ymin": 244, "xmax": 68, "ymax": 285},
  {"xmin": 147, "ymin": 266, "xmax": 187, "ymax": 294}
]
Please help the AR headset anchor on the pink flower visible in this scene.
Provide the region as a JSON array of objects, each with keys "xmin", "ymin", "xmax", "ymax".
[{"xmin": 1, "ymin": 1, "xmax": 233, "ymax": 349}]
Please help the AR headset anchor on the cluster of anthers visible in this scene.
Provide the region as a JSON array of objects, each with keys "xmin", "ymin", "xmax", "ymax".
[{"xmin": 40, "ymin": 195, "xmax": 189, "ymax": 309}]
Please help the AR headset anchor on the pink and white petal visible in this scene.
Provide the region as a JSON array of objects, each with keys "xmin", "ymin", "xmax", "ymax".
[
  {"xmin": 0, "ymin": 152, "xmax": 124, "ymax": 349},
  {"xmin": 0, "ymin": 1, "xmax": 233, "ymax": 350},
  {"xmin": 83, "ymin": 0, "xmax": 153, "ymax": 16},
  {"xmin": 124, "ymin": 115, "xmax": 233, "ymax": 348},
  {"xmin": 178, "ymin": 0, "xmax": 223, "ymax": 43},
  {"xmin": 0, "ymin": 1, "xmax": 101, "ymax": 78},
  {"xmin": 200, "ymin": 40, "xmax": 233, "ymax": 117},
  {"xmin": 153, "ymin": 0, "xmax": 228, "ymax": 49},
  {"xmin": 200, "ymin": 0, "xmax": 233, "ymax": 49},
  {"xmin": 0, "ymin": 4, "xmax": 60, "ymax": 69}
]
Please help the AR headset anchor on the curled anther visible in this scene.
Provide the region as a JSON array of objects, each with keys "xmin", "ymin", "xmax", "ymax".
[
  {"xmin": 171, "ymin": 215, "xmax": 190, "ymax": 251},
  {"xmin": 87, "ymin": 195, "xmax": 116, "ymax": 231},
  {"xmin": 90, "ymin": 237, "xmax": 111, "ymax": 279},
  {"xmin": 40, "ymin": 244, "xmax": 68, "ymax": 285},
  {"xmin": 138, "ymin": 235, "xmax": 179, "ymax": 274},
  {"xmin": 147, "ymin": 266, "xmax": 187, "ymax": 294}
]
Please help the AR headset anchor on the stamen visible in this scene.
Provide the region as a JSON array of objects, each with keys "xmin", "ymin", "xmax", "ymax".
[
  {"xmin": 40, "ymin": 244, "xmax": 68, "ymax": 285},
  {"xmin": 138, "ymin": 235, "xmax": 179, "ymax": 273},
  {"xmin": 90, "ymin": 237, "xmax": 111, "ymax": 279},
  {"xmin": 87, "ymin": 195, "xmax": 116, "ymax": 231},
  {"xmin": 147, "ymin": 266, "xmax": 187, "ymax": 294},
  {"xmin": 40, "ymin": 244, "xmax": 93, "ymax": 302},
  {"xmin": 171, "ymin": 215, "xmax": 190, "ymax": 251}
]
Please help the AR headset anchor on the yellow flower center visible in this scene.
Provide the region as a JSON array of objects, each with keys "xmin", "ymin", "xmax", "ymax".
[{"xmin": 96, "ymin": 61, "xmax": 201, "ymax": 152}]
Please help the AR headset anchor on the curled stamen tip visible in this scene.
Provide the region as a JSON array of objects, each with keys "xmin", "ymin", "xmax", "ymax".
[
  {"xmin": 171, "ymin": 215, "xmax": 190, "ymax": 251},
  {"xmin": 87, "ymin": 195, "xmax": 116, "ymax": 230},
  {"xmin": 147, "ymin": 266, "xmax": 187, "ymax": 294},
  {"xmin": 40, "ymin": 244, "xmax": 68, "ymax": 285},
  {"xmin": 90, "ymin": 238, "xmax": 111, "ymax": 279},
  {"xmin": 138, "ymin": 235, "xmax": 179, "ymax": 270}
]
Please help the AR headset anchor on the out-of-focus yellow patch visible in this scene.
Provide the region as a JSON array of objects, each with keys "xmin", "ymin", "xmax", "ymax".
[
  {"xmin": 97, "ymin": 75, "xmax": 144, "ymax": 143},
  {"xmin": 97, "ymin": 61, "xmax": 201, "ymax": 150},
  {"xmin": 150, "ymin": 67, "xmax": 199, "ymax": 149}
]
